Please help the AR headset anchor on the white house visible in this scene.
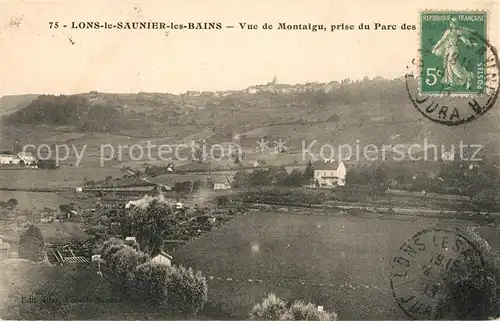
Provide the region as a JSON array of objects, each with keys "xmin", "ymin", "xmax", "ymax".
[
  {"xmin": 151, "ymin": 251, "xmax": 173, "ymax": 266},
  {"xmin": 0, "ymin": 153, "xmax": 21, "ymax": 165},
  {"xmin": 16, "ymin": 152, "xmax": 36, "ymax": 166},
  {"xmin": 313, "ymin": 160, "xmax": 347, "ymax": 188}
]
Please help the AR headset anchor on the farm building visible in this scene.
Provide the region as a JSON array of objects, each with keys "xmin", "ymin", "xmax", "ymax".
[
  {"xmin": 213, "ymin": 178, "xmax": 232, "ymax": 191},
  {"xmin": 313, "ymin": 160, "xmax": 347, "ymax": 188},
  {"xmin": 151, "ymin": 251, "xmax": 173, "ymax": 266}
]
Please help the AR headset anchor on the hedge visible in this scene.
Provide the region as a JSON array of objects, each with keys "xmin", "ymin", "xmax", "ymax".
[{"xmin": 100, "ymin": 238, "xmax": 208, "ymax": 316}]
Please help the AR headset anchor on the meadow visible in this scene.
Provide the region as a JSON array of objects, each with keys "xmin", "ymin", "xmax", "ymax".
[
  {"xmin": 0, "ymin": 191, "xmax": 69, "ymax": 211},
  {"xmin": 172, "ymin": 211, "xmax": 500, "ymax": 320},
  {"xmin": 0, "ymin": 168, "xmax": 123, "ymax": 189}
]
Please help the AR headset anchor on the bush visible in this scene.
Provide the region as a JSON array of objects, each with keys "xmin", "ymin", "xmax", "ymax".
[
  {"xmin": 7, "ymin": 198, "xmax": 18, "ymax": 208},
  {"xmin": 133, "ymin": 261, "xmax": 171, "ymax": 305},
  {"xmin": 286, "ymin": 301, "xmax": 338, "ymax": 321},
  {"xmin": 100, "ymin": 237, "xmax": 126, "ymax": 261},
  {"xmin": 250, "ymin": 293, "xmax": 288, "ymax": 320},
  {"xmin": 251, "ymin": 294, "xmax": 338, "ymax": 321},
  {"xmin": 438, "ymin": 227, "xmax": 500, "ymax": 319},
  {"xmin": 164, "ymin": 265, "xmax": 208, "ymax": 316},
  {"xmin": 133, "ymin": 262, "xmax": 208, "ymax": 315},
  {"xmin": 111, "ymin": 246, "xmax": 150, "ymax": 296}
]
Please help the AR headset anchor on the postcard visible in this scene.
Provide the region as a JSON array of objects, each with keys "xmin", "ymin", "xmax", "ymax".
[{"xmin": 0, "ymin": 1, "xmax": 499, "ymax": 320}]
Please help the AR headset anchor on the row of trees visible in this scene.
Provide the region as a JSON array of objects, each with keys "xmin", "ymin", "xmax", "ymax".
[
  {"xmin": 345, "ymin": 161, "xmax": 500, "ymax": 210},
  {"xmin": 100, "ymin": 238, "xmax": 208, "ymax": 316},
  {"xmin": 232, "ymin": 162, "xmax": 314, "ymax": 188}
]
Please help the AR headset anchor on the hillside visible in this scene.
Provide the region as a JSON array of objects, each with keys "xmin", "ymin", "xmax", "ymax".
[
  {"xmin": 0, "ymin": 94, "xmax": 39, "ymax": 116},
  {"xmin": 1, "ymin": 77, "xmax": 499, "ymax": 160},
  {"xmin": 2, "ymin": 78, "xmax": 418, "ymax": 132},
  {"xmin": 3, "ymin": 95, "xmax": 123, "ymax": 132}
]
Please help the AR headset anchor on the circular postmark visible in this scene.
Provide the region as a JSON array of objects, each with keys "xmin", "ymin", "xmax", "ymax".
[
  {"xmin": 406, "ymin": 24, "xmax": 500, "ymax": 126},
  {"xmin": 390, "ymin": 227, "xmax": 486, "ymax": 319}
]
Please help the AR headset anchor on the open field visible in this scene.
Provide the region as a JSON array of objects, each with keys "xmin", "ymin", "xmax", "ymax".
[
  {"xmin": 0, "ymin": 191, "xmax": 70, "ymax": 211},
  {"xmin": 0, "ymin": 168, "xmax": 123, "ymax": 188},
  {"xmin": 172, "ymin": 211, "xmax": 500, "ymax": 320}
]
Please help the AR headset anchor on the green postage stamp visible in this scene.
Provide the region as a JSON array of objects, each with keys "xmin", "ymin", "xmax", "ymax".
[{"xmin": 420, "ymin": 11, "xmax": 487, "ymax": 95}]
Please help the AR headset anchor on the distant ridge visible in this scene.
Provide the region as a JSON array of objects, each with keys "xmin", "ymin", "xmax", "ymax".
[{"xmin": 0, "ymin": 94, "xmax": 39, "ymax": 116}]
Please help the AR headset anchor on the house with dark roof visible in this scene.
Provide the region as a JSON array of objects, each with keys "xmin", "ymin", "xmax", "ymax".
[{"xmin": 313, "ymin": 160, "xmax": 347, "ymax": 188}]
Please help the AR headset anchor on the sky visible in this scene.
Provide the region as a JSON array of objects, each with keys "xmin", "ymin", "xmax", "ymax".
[{"xmin": 0, "ymin": 0, "xmax": 498, "ymax": 95}]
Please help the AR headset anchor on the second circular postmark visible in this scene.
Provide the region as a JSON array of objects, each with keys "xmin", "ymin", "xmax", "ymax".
[
  {"xmin": 406, "ymin": 11, "xmax": 500, "ymax": 126},
  {"xmin": 390, "ymin": 227, "xmax": 486, "ymax": 319}
]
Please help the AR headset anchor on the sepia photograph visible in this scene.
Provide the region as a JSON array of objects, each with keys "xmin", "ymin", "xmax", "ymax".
[{"xmin": 1, "ymin": 0, "xmax": 500, "ymax": 320}]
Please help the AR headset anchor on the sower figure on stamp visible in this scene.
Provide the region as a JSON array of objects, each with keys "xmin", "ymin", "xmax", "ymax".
[{"xmin": 431, "ymin": 17, "xmax": 477, "ymax": 90}]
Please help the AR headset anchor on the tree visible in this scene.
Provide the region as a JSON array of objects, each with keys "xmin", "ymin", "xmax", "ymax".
[
  {"xmin": 6, "ymin": 198, "xmax": 18, "ymax": 208},
  {"xmin": 19, "ymin": 225, "xmax": 44, "ymax": 262},
  {"xmin": 233, "ymin": 150, "xmax": 241, "ymax": 164},
  {"xmin": 371, "ymin": 163, "xmax": 390, "ymax": 192},
  {"xmin": 249, "ymin": 169, "xmax": 274, "ymax": 186},
  {"xmin": 127, "ymin": 200, "xmax": 180, "ymax": 255},
  {"xmin": 284, "ymin": 169, "xmax": 306, "ymax": 187},
  {"xmin": 303, "ymin": 161, "xmax": 314, "ymax": 184},
  {"xmin": 232, "ymin": 171, "xmax": 250, "ymax": 188},
  {"xmin": 59, "ymin": 204, "xmax": 71, "ymax": 213}
]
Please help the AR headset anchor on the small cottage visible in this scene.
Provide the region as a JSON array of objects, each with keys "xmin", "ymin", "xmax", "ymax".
[
  {"xmin": 125, "ymin": 236, "xmax": 137, "ymax": 245},
  {"xmin": 151, "ymin": 251, "xmax": 172, "ymax": 266}
]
